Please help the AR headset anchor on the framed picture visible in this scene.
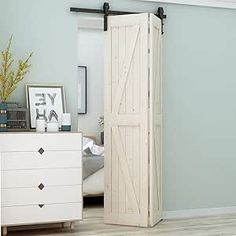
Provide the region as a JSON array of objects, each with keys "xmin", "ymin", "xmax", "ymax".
[
  {"xmin": 78, "ymin": 66, "xmax": 87, "ymax": 114},
  {"xmin": 26, "ymin": 84, "xmax": 66, "ymax": 129}
]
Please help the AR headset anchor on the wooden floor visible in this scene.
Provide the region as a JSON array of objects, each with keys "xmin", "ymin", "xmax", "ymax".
[{"xmin": 6, "ymin": 207, "xmax": 236, "ymax": 236}]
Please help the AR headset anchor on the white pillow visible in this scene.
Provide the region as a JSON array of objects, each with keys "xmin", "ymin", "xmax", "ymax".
[
  {"xmin": 83, "ymin": 137, "xmax": 104, "ymax": 156},
  {"xmin": 83, "ymin": 137, "xmax": 95, "ymax": 154}
]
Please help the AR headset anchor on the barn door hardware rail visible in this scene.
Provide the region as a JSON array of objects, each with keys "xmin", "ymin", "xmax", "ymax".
[{"xmin": 70, "ymin": 2, "xmax": 167, "ymax": 34}]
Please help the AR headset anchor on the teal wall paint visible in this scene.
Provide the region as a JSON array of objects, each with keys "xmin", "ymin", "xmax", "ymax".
[{"xmin": 1, "ymin": 0, "xmax": 236, "ymax": 211}]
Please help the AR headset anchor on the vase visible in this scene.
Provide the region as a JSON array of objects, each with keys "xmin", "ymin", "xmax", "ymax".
[
  {"xmin": 0, "ymin": 102, "xmax": 8, "ymax": 132},
  {"xmin": 61, "ymin": 113, "xmax": 71, "ymax": 131}
]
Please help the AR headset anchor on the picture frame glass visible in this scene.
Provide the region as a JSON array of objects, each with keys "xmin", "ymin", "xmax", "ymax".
[
  {"xmin": 78, "ymin": 66, "xmax": 87, "ymax": 114},
  {"xmin": 27, "ymin": 85, "xmax": 65, "ymax": 128}
]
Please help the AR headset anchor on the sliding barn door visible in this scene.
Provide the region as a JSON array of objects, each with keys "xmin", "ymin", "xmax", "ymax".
[
  {"xmin": 149, "ymin": 14, "xmax": 163, "ymax": 226},
  {"xmin": 104, "ymin": 13, "xmax": 149, "ymax": 227}
]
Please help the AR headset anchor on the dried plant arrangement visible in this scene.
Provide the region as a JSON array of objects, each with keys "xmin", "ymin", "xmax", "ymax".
[{"xmin": 0, "ymin": 36, "xmax": 33, "ymax": 102}]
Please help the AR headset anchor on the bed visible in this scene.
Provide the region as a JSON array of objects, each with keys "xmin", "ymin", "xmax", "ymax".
[{"xmin": 82, "ymin": 137, "xmax": 104, "ymax": 197}]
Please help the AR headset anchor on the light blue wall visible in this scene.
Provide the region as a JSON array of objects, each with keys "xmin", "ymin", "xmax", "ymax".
[
  {"xmin": 0, "ymin": 0, "xmax": 79, "ymax": 129},
  {"xmin": 77, "ymin": 29, "xmax": 104, "ymax": 139},
  {"xmin": 1, "ymin": 0, "xmax": 236, "ymax": 211}
]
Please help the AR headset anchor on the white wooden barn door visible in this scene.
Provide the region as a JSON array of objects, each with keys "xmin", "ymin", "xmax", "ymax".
[
  {"xmin": 149, "ymin": 14, "xmax": 162, "ymax": 227},
  {"xmin": 104, "ymin": 13, "xmax": 162, "ymax": 227}
]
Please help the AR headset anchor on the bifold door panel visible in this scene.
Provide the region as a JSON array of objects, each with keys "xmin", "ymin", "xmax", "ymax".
[{"xmin": 104, "ymin": 13, "xmax": 162, "ymax": 227}]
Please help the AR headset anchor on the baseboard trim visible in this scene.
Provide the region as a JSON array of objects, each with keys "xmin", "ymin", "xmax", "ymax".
[{"xmin": 163, "ymin": 206, "xmax": 236, "ymax": 219}]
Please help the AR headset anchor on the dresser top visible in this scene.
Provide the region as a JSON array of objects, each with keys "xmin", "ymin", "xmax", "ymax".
[{"xmin": 0, "ymin": 132, "xmax": 82, "ymax": 135}]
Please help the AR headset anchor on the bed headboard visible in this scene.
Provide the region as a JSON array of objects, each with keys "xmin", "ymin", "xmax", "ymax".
[{"xmin": 84, "ymin": 135, "xmax": 97, "ymax": 144}]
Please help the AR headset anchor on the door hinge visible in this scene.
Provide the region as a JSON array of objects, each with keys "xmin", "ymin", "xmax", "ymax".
[
  {"xmin": 148, "ymin": 91, "xmax": 150, "ymax": 109},
  {"xmin": 148, "ymin": 67, "xmax": 151, "ymax": 109}
]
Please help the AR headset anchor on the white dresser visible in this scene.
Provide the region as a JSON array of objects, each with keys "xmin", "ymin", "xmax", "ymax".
[{"xmin": 0, "ymin": 132, "xmax": 82, "ymax": 236}]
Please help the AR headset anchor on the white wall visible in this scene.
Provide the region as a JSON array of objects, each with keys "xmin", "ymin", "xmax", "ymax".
[{"xmin": 77, "ymin": 28, "xmax": 104, "ymax": 140}]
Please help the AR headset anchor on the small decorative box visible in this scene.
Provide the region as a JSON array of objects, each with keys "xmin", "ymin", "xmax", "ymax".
[
  {"xmin": 7, "ymin": 108, "xmax": 30, "ymax": 131},
  {"xmin": 0, "ymin": 102, "xmax": 7, "ymax": 132}
]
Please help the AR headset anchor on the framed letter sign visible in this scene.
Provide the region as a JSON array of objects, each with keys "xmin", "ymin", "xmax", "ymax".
[{"xmin": 26, "ymin": 84, "xmax": 66, "ymax": 128}]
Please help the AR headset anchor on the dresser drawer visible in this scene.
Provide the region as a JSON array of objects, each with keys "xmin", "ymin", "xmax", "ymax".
[
  {"xmin": 2, "ymin": 168, "xmax": 82, "ymax": 188},
  {"xmin": 0, "ymin": 133, "xmax": 82, "ymax": 152},
  {"xmin": 2, "ymin": 202, "xmax": 82, "ymax": 226},
  {"xmin": 2, "ymin": 185, "xmax": 82, "ymax": 207},
  {"xmin": 1, "ymin": 151, "xmax": 81, "ymax": 170}
]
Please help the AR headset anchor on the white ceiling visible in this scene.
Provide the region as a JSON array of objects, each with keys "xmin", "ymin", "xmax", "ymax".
[{"xmin": 138, "ymin": 0, "xmax": 236, "ymax": 10}]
